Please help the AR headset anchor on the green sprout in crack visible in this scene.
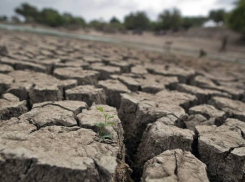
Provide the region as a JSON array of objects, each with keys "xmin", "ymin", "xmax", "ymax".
[{"xmin": 94, "ymin": 106, "xmax": 115, "ymax": 140}]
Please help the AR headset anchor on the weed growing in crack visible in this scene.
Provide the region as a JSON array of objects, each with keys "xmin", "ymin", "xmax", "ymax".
[{"xmin": 94, "ymin": 106, "xmax": 115, "ymax": 140}]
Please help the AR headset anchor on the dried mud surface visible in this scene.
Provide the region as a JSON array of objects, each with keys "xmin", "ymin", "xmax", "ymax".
[{"xmin": 0, "ymin": 29, "xmax": 245, "ymax": 182}]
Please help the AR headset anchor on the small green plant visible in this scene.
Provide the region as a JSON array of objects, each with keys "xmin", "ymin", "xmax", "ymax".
[{"xmin": 94, "ymin": 106, "xmax": 115, "ymax": 140}]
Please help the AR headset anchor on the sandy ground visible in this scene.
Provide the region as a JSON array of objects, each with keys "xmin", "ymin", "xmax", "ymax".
[
  {"xmin": 4, "ymin": 23, "xmax": 245, "ymax": 62},
  {"xmin": 68, "ymin": 27, "xmax": 245, "ymax": 60}
]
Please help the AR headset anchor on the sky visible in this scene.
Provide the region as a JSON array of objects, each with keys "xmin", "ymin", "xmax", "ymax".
[{"xmin": 0, "ymin": 0, "xmax": 236, "ymax": 22}]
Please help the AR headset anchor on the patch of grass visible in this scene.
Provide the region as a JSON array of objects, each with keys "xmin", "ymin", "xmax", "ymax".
[{"xmin": 94, "ymin": 106, "xmax": 115, "ymax": 140}]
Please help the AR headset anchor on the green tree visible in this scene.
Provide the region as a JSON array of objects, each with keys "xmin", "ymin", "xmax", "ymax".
[
  {"xmin": 38, "ymin": 8, "xmax": 65, "ymax": 27},
  {"xmin": 110, "ymin": 17, "xmax": 120, "ymax": 24},
  {"xmin": 15, "ymin": 3, "xmax": 39, "ymax": 22},
  {"xmin": 209, "ymin": 9, "xmax": 226, "ymax": 23},
  {"xmin": 89, "ymin": 20, "xmax": 107, "ymax": 31},
  {"xmin": 158, "ymin": 8, "xmax": 182, "ymax": 31},
  {"xmin": 124, "ymin": 12, "xmax": 150, "ymax": 30},
  {"xmin": 227, "ymin": 0, "xmax": 245, "ymax": 36},
  {"xmin": 0, "ymin": 16, "xmax": 7, "ymax": 22}
]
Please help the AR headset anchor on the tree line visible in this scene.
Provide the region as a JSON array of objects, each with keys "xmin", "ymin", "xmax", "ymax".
[{"xmin": 0, "ymin": 1, "xmax": 244, "ymax": 36}]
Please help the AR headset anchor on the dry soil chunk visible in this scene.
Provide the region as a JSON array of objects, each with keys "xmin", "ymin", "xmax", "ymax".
[
  {"xmin": 66, "ymin": 85, "xmax": 106, "ymax": 106},
  {"xmin": 83, "ymin": 56, "xmax": 102, "ymax": 63},
  {"xmin": 189, "ymin": 104, "xmax": 226, "ymax": 126},
  {"xmin": 119, "ymin": 92, "xmax": 187, "ymax": 155},
  {"xmin": 176, "ymin": 83, "xmax": 231, "ymax": 103},
  {"xmin": 98, "ymin": 79, "xmax": 130, "ymax": 108},
  {"xmin": 0, "ymin": 57, "xmax": 46, "ymax": 73},
  {"xmin": 148, "ymin": 65, "xmax": 195, "ymax": 83},
  {"xmin": 209, "ymin": 96, "xmax": 245, "ymax": 121},
  {"xmin": 184, "ymin": 114, "xmax": 213, "ymax": 131},
  {"xmin": 131, "ymin": 65, "xmax": 148, "ymax": 75},
  {"xmin": 53, "ymin": 67, "xmax": 99, "ymax": 85},
  {"xmin": 0, "ymin": 73, "xmax": 14, "ymax": 95},
  {"xmin": 77, "ymin": 105, "xmax": 122, "ymax": 141},
  {"xmin": 0, "ymin": 46, "xmax": 8, "ymax": 56},
  {"xmin": 142, "ymin": 74, "xmax": 178, "ymax": 91},
  {"xmin": 155, "ymin": 90, "xmax": 197, "ymax": 110},
  {"xmin": 0, "ymin": 64, "xmax": 13, "ymax": 74},
  {"xmin": 29, "ymin": 85, "xmax": 63, "ymax": 105},
  {"xmin": 192, "ymin": 76, "xmax": 244, "ymax": 99},
  {"xmin": 196, "ymin": 123, "xmax": 245, "ymax": 182},
  {"xmin": 189, "ymin": 104, "xmax": 225, "ymax": 119},
  {"xmin": 142, "ymin": 149, "xmax": 209, "ymax": 182},
  {"xmin": 91, "ymin": 63, "xmax": 121, "ymax": 80},
  {"xmin": 0, "ymin": 119, "xmax": 129, "ymax": 182},
  {"xmin": 136, "ymin": 120, "xmax": 194, "ymax": 171},
  {"xmin": 58, "ymin": 79, "xmax": 77, "ymax": 90},
  {"xmin": 20, "ymin": 101, "xmax": 87, "ymax": 128},
  {"xmin": 7, "ymin": 70, "xmax": 64, "ymax": 103},
  {"xmin": 106, "ymin": 60, "xmax": 132, "ymax": 73},
  {"xmin": 113, "ymin": 75, "xmax": 141, "ymax": 92},
  {"xmin": 0, "ymin": 93, "xmax": 28, "ymax": 120}
]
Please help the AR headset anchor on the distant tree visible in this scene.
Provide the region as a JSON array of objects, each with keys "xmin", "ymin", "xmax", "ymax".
[
  {"xmin": 124, "ymin": 12, "xmax": 150, "ymax": 30},
  {"xmin": 38, "ymin": 8, "xmax": 65, "ymax": 27},
  {"xmin": 0, "ymin": 16, "xmax": 7, "ymax": 22},
  {"xmin": 182, "ymin": 16, "xmax": 207, "ymax": 30},
  {"xmin": 15, "ymin": 3, "xmax": 39, "ymax": 22},
  {"xmin": 209, "ymin": 9, "xmax": 226, "ymax": 24},
  {"xmin": 89, "ymin": 20, "xmax": 107, "ymax": 31},
  {"xmin": 70, "ymin": 17, "xmax": 86, "ymax": 26},
  {"xmin": 158, "ymin": 8, "xmax": 182, "ymax": 31},
  {"xmin": 61, "ymin": 13, "xmax": 86, "ymax": 29},
  {"xmin": 227, "ymin": 0, "xmax": 245, "ymax": 36},
  {"xmin": 63, "ymin": 13, "xmax": 73, "ymax": 23},
  {"xmin": 110, "ymin": 17, "xmax": 120, "ymax": 24}
]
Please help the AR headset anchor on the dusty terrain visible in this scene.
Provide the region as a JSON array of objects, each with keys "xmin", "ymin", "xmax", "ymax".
[
  {"xmin": 0, "ymin": 29, "xmax": 245, "ymax": 182},
  {"xmin": 7, "ymin": 23, "xmax": 245, "ymax": 61}
]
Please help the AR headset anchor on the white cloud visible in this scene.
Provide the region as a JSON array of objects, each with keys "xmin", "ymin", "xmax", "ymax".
[{"xmin": 0, "ymin": 0, "xmax": 235, "ymax": 22}]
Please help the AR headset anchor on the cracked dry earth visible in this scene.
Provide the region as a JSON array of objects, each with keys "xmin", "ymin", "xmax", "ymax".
[{"xmin": 0, "ymin": 29, "xmax": 245, "ymax": 182}]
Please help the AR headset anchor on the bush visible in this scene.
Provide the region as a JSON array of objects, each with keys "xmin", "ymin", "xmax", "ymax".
[
  {"xmin": 227, "ymin": 0, "xmax": 245, "ymax": 36},
  {"xmin": 158, "ymin": 8, "xmax": 182, "ymax": 31},
  {"xmin": 15, "ymin": 3, "xmax": 86, "ymax": 28},
  {"xmin": 209, "ymin": 9, "xmax": 226, "ymax": 24},
  {"xmin": 15, "ymin": 3, "xmax": 39, "ymax": 22},
  {"xmin": 124, "ymin": 12, "xmax": 150, "ymax": 31}
]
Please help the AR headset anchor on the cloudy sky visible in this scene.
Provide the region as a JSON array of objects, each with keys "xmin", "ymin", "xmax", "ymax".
[{"xmin": 0, "ymin": 0, "xmax": 235, "ymax": 22}]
